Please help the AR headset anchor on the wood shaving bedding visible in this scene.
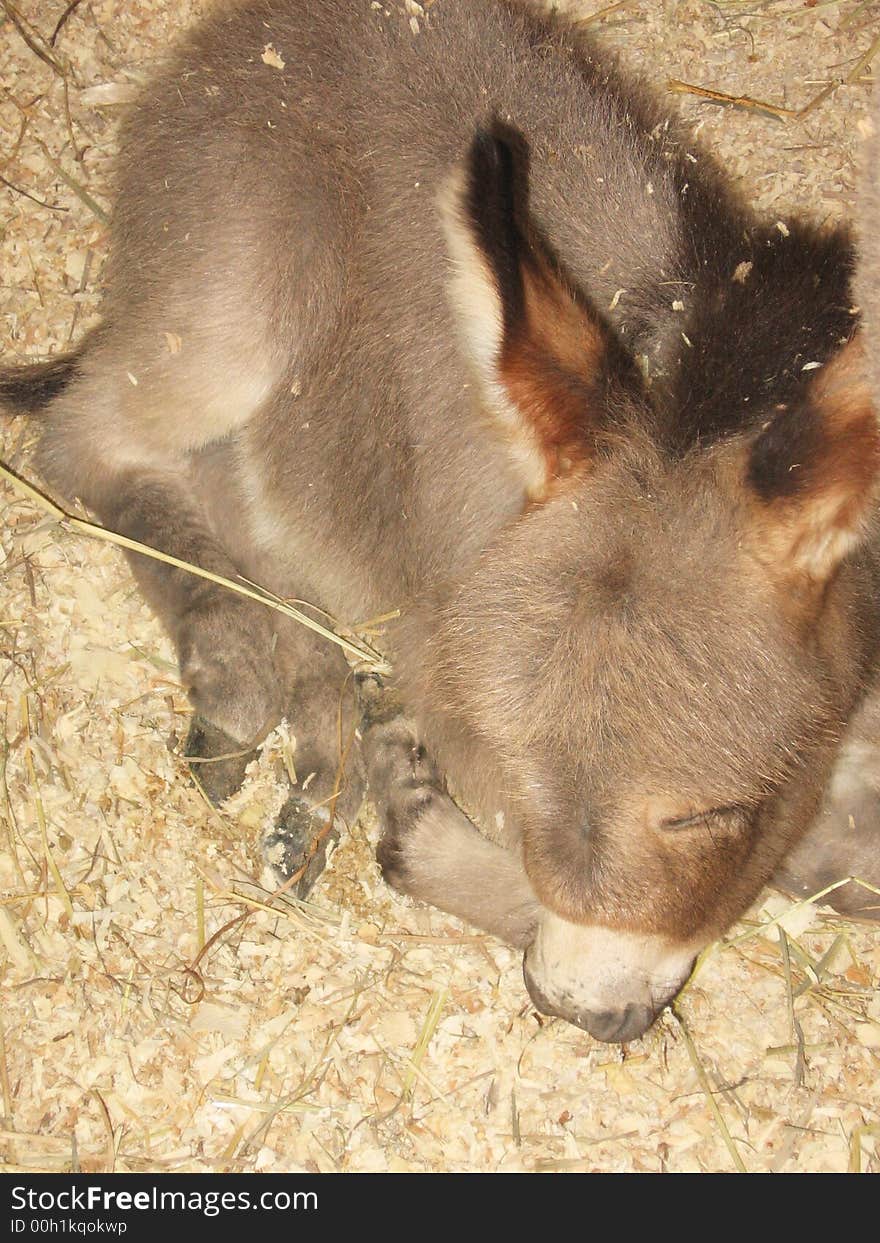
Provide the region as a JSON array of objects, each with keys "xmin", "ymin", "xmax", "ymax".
[{"xmin": 1, "ymin": 0, "xmax": 878, "ymax": 1173}]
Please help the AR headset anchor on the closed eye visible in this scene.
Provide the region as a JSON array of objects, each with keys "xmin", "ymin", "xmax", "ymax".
[{"xmin": 661, "ymin": 804, "xmax": 747, "ymax": 832}]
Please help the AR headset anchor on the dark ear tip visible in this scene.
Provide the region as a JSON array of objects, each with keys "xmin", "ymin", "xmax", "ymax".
[
  {"xmin": 460, "ymin": 120, "xmax": 535, "ymax": 337},
  {"xmin": 468, "ymin": 124, "xmax": 512, "ymax": 191},
  {"xmin": 470, "ymin": 124, "xmax": 500, "ymax": 157},
  {"xmin": 469, "ymin": 118, "xmax": 529, "ymax": 177},
  {"xmin": 747, "ymin": 405, "xmax": 821, "ymax": 504}
]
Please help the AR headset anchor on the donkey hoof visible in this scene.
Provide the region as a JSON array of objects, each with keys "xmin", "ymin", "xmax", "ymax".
[
  {"xmin": 376, "ymin": 827, "xmax": 413, "ymax": 894},
  {"xmin": 262, "ymin": 794, "xmax": 340, "ymax": 897},
  {"xmin": 184, "ymin": 715, "xmax": 257, "ymax": 805},
  {"xmin": 354, "ymin": 669, "xmax": 402, "ymax": 726}
]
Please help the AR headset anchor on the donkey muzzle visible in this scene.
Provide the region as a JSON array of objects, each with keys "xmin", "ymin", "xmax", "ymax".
[
  {"xmin": 522, "ymin": 913, "xmax": 699, "ymax": 1043},
  {"xmin": 522, "ymin": 959, "xmax": 659, "ymax": 1042}
]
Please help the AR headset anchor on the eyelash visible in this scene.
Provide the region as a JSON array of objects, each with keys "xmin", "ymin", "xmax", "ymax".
[{"xmin": 662, "ymin": 804, "xmax": 747, "ymax": 832}]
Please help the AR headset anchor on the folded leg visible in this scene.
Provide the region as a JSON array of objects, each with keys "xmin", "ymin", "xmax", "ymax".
[{"xmin": 359, "ymin": 677, "xmax": 539, "ymax": 947}]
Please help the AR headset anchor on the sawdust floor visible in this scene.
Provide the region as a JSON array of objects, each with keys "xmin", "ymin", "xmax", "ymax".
[{"xmin": 1, "ymin": 0, "xmax": 879, "ymax": 1174}]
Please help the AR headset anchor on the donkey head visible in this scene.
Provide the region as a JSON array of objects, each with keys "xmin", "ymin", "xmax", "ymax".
[{"xmin": 403, "ymin": 124, "xmax": 879, "ymax": 1040}]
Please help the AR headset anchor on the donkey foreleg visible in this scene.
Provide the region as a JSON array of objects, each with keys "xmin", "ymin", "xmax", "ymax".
[{"xmin": 360, "ymin": 700, "xmax": 539, "ymax": 948}]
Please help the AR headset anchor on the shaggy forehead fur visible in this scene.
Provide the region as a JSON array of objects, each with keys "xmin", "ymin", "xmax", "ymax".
[{"xmin": 426, "ymin": 442, "xmax": 834, "ymax": 808}]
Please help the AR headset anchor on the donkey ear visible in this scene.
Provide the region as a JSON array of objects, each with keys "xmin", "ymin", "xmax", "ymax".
[
  {"xmin": 440, "ymin": 124, "xmax": 628, "ymax": 499},
  {"xmin": 746, "ymin": 336, "xmax": 880, "ymax": 584}
]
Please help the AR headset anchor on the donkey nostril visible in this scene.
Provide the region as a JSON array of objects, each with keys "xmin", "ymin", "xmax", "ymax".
[{"xmin": 581, "ymin": 1003, "xmax": 656, "ymax": 1044}]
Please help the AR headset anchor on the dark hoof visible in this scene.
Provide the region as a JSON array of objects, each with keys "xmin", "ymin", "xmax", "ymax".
[
  {"xmin": 262, "ymin": 793, "xmax": 340, "ymax": 897},
  {"xmin": 184, "ymin": 715, "xmax": 257, "ymax": 805},
  {"xmin": 354, "ymin": 669, "xmax": 402, "ymax": 727},
  {"xmin": 376, "ymin": 827, "xmax": 410, "ymax": 893}
]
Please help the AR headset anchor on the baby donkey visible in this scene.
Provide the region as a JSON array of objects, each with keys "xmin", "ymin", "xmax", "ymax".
[{"xmin": 3, "ymin": 0, "xmax": 880, "ymax": 1042}]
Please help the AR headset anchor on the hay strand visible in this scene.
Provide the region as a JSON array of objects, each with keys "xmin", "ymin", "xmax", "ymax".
[{"xmin": 0, "ymin": 460, "xmax": 389, "ymax": 671}]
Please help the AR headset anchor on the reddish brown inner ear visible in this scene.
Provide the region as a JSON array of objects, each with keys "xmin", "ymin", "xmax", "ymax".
[
  {"xmin": 447, "ymin": 122, "xmax": 639, "ymax": 499},
  {"xmin": 747, "ymin": 335, "xmax": 880, "ymax": 583},
  {"xmin": 809, "ymin": 334, "xmax": 879, "ymax": 495},
  {"xmin": 499, "ymin": 262, "xmax": 613, "ymax": 487}
]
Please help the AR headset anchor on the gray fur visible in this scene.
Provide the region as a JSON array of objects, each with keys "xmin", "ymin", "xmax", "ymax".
[{"xmin": 4, "ymin": 0, "xmax": 880, "ymax": 1040}]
